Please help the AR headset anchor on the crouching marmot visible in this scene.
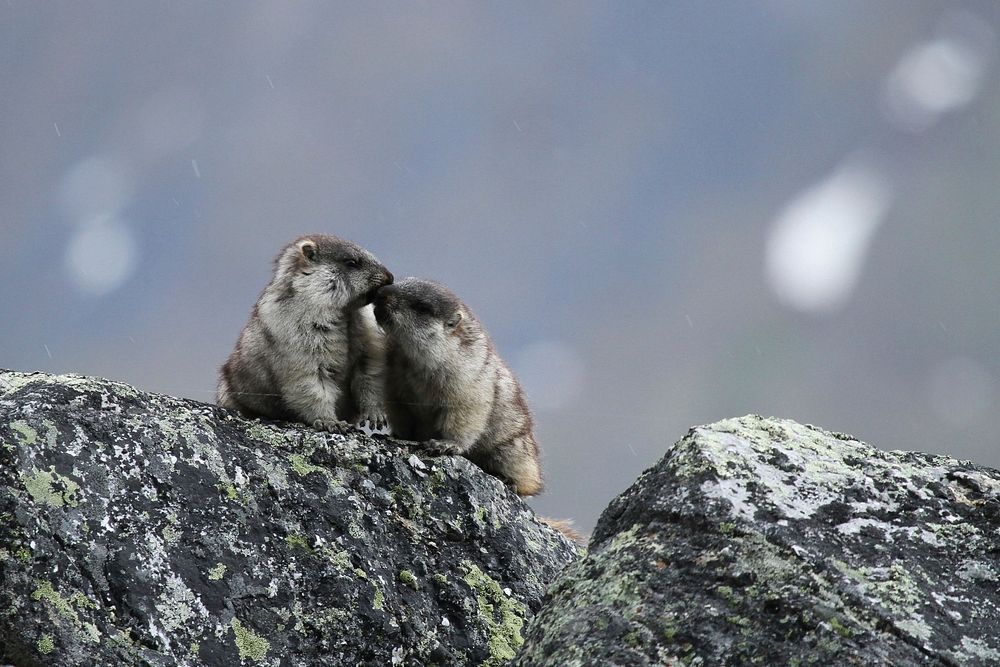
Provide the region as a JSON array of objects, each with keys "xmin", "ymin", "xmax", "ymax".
[
  {"xmin": 373, "ymin": 278, "xmax": 543, "ymax": 496},
  {"xmin": 217, "ymin": 234, "xmax": 393, "ymax": 431}
]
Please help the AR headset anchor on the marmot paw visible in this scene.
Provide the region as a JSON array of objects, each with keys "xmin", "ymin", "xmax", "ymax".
[
  {"xmin": 312, "ymin": 418, "xmax": 351, "ymax": 434},
  {"xmin": 422, "ymin": 439, "xmax": 464, "ymax": 456},
  {"xmin": 358, "ymin": 409, "xmax": 388, "ymax": 431}
]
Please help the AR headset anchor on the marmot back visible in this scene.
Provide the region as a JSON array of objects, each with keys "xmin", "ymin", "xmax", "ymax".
[
  {"xmin": 373, "ymin": 278, "xmax": 542, "ymax": 496},
  {"xmin": 217, "ymin": 234, "xmax": 393, "ymax": 430}
]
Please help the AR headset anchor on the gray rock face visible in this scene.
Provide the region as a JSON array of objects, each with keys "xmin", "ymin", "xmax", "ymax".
[
  {"xmin": 0, "ymin": 371, "xmax": 576, "ymax": 666},
  {"xmin": 513, "ymin": 415, "xmax": 1000, "ymax": 667}
]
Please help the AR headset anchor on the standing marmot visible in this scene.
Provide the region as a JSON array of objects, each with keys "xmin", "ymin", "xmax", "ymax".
[
  {"xmin": 373, "ymin": 278, "xmax": 543, "ymax": 496},
  {"xmin": 217, "ymin": 234, "xmax": 393, "ymax": 431}
]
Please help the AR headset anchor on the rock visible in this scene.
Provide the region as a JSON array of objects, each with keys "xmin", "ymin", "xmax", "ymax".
[
  {"xmin": 0, "ymin": 371, "xmax": 577, "ymax": 666},
  {"xmin": 513, "ymin": 415, "xmax": 1000, "ymax": 666}
]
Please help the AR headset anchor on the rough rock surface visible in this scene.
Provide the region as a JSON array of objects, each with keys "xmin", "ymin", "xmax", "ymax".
[
  {"xmin": 0, "ymin": 371, "xmax": 577, "ymax": 666},
  {"xmin": 513, "ymin": 415, "xmax": 1000, "ymax": 667}
]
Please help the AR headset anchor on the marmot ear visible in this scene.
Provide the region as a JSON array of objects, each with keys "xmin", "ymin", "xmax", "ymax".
[
  {"xmin": 298, "ymin": 239, "xmax": 317, "ymax": 261},
  {"xmin": 447, "ymin": 310, "xmax": 464, "ymax": 328}
]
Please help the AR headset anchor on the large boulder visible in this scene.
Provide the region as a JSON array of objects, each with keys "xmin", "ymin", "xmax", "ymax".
[
  {"xmin": 513, "ymin": 415, "xmax": 1000, "ymax": 666},
  {"xmin": 0, "ymin": 371, "xmax": 577, "ymax": 666}
]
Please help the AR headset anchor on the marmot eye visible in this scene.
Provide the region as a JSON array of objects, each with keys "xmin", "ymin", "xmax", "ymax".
[{"xmin": 344, "ymin": 258, "xmax": 361, "ymax": 269}]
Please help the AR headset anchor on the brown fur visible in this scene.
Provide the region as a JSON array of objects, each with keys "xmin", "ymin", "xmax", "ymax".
[
  {"xmin": 217, "ymin": 234, "xmax": 392, "ymax": 429},
  {"xmin": 374, "ymin": 278, "xmax": 543, "ymax": 496}
]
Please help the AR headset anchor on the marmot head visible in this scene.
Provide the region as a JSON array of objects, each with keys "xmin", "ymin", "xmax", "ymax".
[
  {"xmin": 374, "ymin": 278, "xmax": 479, "ymax": 355},
  {"xmin": 274, "ymin": 234, "xmax": 393, "ymax": 310}
]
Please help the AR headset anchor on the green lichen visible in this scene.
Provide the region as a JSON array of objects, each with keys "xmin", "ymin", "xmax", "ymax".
[
  {"xmin": 461, "ymin": 561, "xmax": 526, "ymax": 666},
  {"xmin": 31, "ymin": 581, "xmax": 100, "ymax": 642},
  {"xmin": 243, "ymin": 421, "xmax": 288, "ymax": 446},
  {"xmin": 69, "ymin": 592, "xmax": 96, "ymax": 610},
  {"xmin": 289, "ymin": 453, "xmax": 325, "ymax": 477},
  {"xmin": 715, "ymin": 585, "xmax": 735, "ymax": 602},
  {"xmin": 23, "ymin": 467, "xmax": 80, "ymax": 507},
  {"xmin": 323, "ymin": 547, "xmax": 351, "ymax": 570},
  {"xmin": 373, "ymin": 587, "xmax": 384, "ymax": 611},
  {"xmin": 37, "ymin": 633, "xmax": 54, "ymax": 655},
  {"xmin": 399, "ymin": 569, "xmax": 418, "ymax": 590},
  {"xmin": 828, "ymin": 616, "xmax": 853, "ymax": 638},
  {"xmin": 208, "ymin": 563, "xmax": 227, "ymax": 581},
  {"xmin": 162, "ymin": 523, "xmax": 181, "ymax": 545},
  {"xmin": 190, "ymin": 641, "xmax": 201, "ymax": 655},
  {"xmin": 285, "ymin": 533, "xmax": 314, "ymax": 554},
  {"xmin": 428, "ymin": 468, "xmax": 447, "ymax": 491},
  {"xmin": 474, "ymin": 506, "xmax": 487, "ymax": 524},
  {"xmin": 433, "ymin": 573, "xmax": 450, "ymax": 586},
  {"xmin": 32, "ymin": 581, "xmax": 74, "ymax": 619},
  {"xmin": 11, "ymin": 420, "xmax": 38, "ymax": 445},
  {"xmin": 231, "ymin": 617, "xmax": 269, "ymax": 662},
  {"xmin": 16, "ymin": 547, "xmax": 31, "ymax": 562},
  {"xmin": 217, "ymin": 482, "xmax": 239, "ymax": 501}
]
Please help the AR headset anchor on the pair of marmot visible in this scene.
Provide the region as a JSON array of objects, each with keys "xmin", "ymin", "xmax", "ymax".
[{"xmin": 217, "ymin": 234, "xmax": 543, "ymax": 498}]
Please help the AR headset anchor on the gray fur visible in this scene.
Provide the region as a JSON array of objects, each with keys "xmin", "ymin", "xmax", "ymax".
[
  {"xmin": 374, "ymin": 278, "xmax": 543, "ymax": 496},
  {"xmin": 217, "ymin": 234, "xmax": 393, "ymax": 430}
]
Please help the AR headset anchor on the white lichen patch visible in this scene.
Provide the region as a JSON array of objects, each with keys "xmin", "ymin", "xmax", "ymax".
[
  {"xmin": 896, "ymin": 615, "xmax": 932, "ymax": 642},
  {"xmin": 0, "ymin": 371, "xmax": 48, "ymax": 395},
  {"xmin": 157, "ymin": 574, "xmax": 207, "ymax": 632},
  {"xmin": 954, "ymin": 636, "xmax": 1000, "ymax": 662},
  {"xmin": 956, "ymin": 560, "xmax": 997, "ymax": 582}
]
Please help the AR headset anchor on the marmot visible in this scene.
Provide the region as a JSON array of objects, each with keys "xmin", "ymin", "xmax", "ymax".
[
  {"xmin": 373, "ymin": 278, "xmax": 543, "ymax": 496},
  {"xmin": 217, "ymin": 234, "xmax": 393, "ymax": 431}
]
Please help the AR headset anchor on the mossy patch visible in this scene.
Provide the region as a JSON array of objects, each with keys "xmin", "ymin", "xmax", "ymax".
[
  {"xmin": 217, "ymin": 482, "xmax": 239, "ymax": 501},
  {"xmin": 289, "ymin": 453, "xmax": 325, "ymax": 477},
  {"xmin": 31, "ymin": 581, "xmax": 99, "ymax": 642},
  {"xmin": 242, "ymin": 422, "xmax": 288, "ymax": 447},
  {"xmin": 37, "ymin": 633, "xmax": 54, "ymax": 655},
  {"xmin": 322, "ymin": 546, "xmax": 351, "ymax": 570},
  {"xmin": 399, "ymin": 569, "xmax": 418, "ymax": 590},
  {"xmin": 32, "ymin": 581, "xmax": 75, "ymax": 619},
  {"xmin": 461, "ymin": 561, "xmax": 526, "ymax": 666},
  {"xmin": 231, "ymin": 617, "xmax": 269, "ymax": 662},
  {"xmin": 285, "ymin": 533, "xmax": 314, "ymax": 554},
  {"xmin": 11, "ymin": 420, "xmax": 38, "ymax": 445},
  {"xmin": 23, "ymin": 467, "xmax": 80, "ymax": 507}
]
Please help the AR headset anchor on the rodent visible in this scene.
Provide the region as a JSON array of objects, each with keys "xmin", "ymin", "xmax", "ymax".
[
  {"xmin": 217, "ymin": 234, "xmax": 393, "ymax": 431},
  {"xmin": 373, "ymin": 277, "xmax": 543, "ymax": 497}
]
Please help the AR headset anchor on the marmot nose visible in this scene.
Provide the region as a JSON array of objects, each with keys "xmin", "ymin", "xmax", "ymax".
[{"xmin": 383, "ymin": 270, "xmax": 394, "ymax": 286}]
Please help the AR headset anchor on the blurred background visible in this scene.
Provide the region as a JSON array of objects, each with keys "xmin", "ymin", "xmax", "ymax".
[{"xmin": 3, "ymin": 1, "xmax": 999, "ymax": 531}]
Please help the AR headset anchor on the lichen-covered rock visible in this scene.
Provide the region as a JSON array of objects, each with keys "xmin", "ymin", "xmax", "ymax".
[
  {"xmin": 513, "ymin": 415, "xmax": 1000, "ymax": 667},
  {"xmin": 0, "ymin": 371, "xmax": 576, "ymax": 666}
]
